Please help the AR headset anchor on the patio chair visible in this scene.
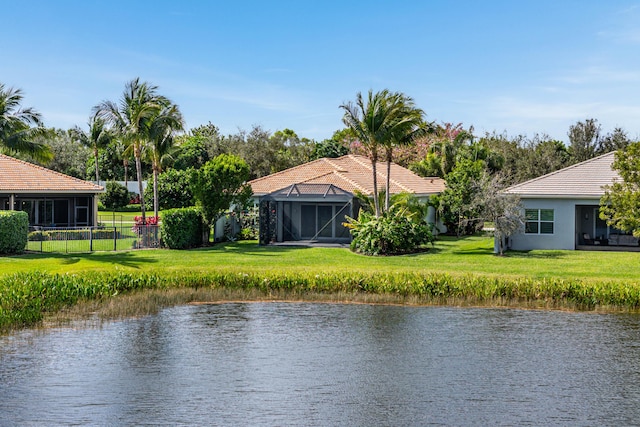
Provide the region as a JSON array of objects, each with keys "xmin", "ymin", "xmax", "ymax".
[{"xmin": 583, "ymin": 233, "xmax": 600, "ymax": 245}]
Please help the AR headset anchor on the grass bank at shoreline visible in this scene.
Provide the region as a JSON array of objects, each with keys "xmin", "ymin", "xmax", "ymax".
[{"xmin": 2, "ymin": 236, "xmax": 640, "ymax": 331}]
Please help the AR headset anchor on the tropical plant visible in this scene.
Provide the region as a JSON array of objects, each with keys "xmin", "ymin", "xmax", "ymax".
[
  {"xmin": 94, "ymin": 78, "xmax": 177, "ymax": 224},
  {"xmin": 380, "ymin": 98, "xmax": 428, "ymax": 211},
  {"xmin": 0, "ymin": 83, "xmax": 51, "ymax": 161},
  {"xmin": 344, "ymin": 204, "xmax": 434, "ymax": 256},
  {"xmin": 340, "ymin": 89, "xmax": 425, "ymax": 216},
  {"xmin": 148, "ymin": 103, "xmax": 184, "ymax": 217},
  {"xmin": 70, "ymin": 113, "xmax": 112, "ymax": 182}
]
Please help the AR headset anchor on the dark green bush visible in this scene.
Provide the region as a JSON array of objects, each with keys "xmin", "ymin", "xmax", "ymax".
[
  {"xmin": 345, "ymin": 206, "xmax": 435, "ymax": 256},
  {"xmin": 0, "ymin": 211, "xmax": 28, "ymax": 254},
  {"xmin": 161, "ymin": 207, "xmax": 204, "ymax": 249},
  {"xmin": 144, "ymin": 168, "xmax": 194, "ymax": 211},
  {"xmin": 100, "ymin": 181, "xmax": 131, "ymax": 210}
]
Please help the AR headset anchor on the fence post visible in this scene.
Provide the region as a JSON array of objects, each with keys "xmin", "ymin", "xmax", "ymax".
[{"xmin": 114, "ymin": 226, "xmax": 117, "ymax": 251}]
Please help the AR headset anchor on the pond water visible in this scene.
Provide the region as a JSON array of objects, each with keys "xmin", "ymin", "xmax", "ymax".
[{"xmin": 1, "ymin": 303, "xmax": 640, "ymax": 426}]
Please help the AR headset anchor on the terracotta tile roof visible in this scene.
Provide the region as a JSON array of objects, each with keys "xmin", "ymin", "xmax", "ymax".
[
  {"xmin": 249, "ymin": 154, "xmax": 445, "ymax": 196},
  {"xmin": 0, "ymin": 154, "xmax": 104, "ymax": 193},
  {"xmin": 505, "ymin": 151, "xmax": 618, "ymax": 198}
]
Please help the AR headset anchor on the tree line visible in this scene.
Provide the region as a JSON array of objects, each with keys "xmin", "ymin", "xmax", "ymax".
[{"xmin": 1, "ymin": 80, "xmax": 636, "ymax": 246}]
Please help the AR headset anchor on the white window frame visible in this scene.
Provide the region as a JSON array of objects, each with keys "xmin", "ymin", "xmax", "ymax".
[{"xmin": 525, "ymin": 208, "xmax": 554, "ymax": 235}]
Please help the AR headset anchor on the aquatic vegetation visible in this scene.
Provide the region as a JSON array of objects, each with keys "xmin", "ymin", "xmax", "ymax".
[{"xmin": 2, "ymin": 269, "xmax": 640, "ymax": 331}]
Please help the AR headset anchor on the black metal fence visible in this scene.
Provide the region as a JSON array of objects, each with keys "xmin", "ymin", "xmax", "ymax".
[{"xmin": 26, "ymin": 225, "xmax": 161, "ymax": 253}]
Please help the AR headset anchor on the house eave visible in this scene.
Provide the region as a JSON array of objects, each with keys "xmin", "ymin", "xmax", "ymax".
[
  {"xmin": 0, "ymin": 189, "xmax": 104, "ymax": 195},
  {"xmin": 508, "ymin": 193, "xmax": 603, "ymax": 199}
]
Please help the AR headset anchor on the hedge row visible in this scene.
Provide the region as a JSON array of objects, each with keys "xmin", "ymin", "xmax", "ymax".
[
  {"xmin": 2, "ymin": 270, "xmax": 640, "ymax": 330},
  {"xmin": 28, "ymin": 229, "xmax": 121, "ymax": 241}
]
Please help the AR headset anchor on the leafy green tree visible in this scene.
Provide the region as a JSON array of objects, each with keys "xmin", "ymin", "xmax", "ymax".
[
  {"xmin": 340, "ymin": 89, "xmax": 421, "ymax": 217},
  {"xmin": 0, "ymin": 83, "xmax": 51, "ymax": 161},
  {"xmin": 173, "ymin": 135, "xmax": 210, "ymax": 170},
  {"xmin": 191, "ymin": 122, "xmax": 232, "ymax": 160},
  {"xmin": 312, "ymin": 128, "xmax": 355, "ymax": 159},
  {"xmin": 191, "ymin": 154, "xmax": 253, "ymax": 230},
  {"xmin": 600, "ymin": 142, "xmax": 640, "ymax": 236},
  {"xmin": 482, "ymin": 132, "xmax": 569, "ymax": 184},
  {"xmin": 15, "ymin": 128, "xmax": 91, "ymax": 179},
  {"xmin": 312, "ymin": 137, "xmax": 350, "ymax": 159},
  {"xmin": 269, "ymin": 128, "xmax": 315, "ymax": 171},
  {"xmin": 597, "ymin": 127, "xmax": 631, "ymax": 154},
  {"xmin": 95, "ymin": 78, "xmax": 177, "ymax": 223},
  {"xmin": 42, "ymin": 129, "xmax": 91, "ymax": 179},
  {"xmin": 438, "ymin": 158, "xmax": 485, "ymax": 235},
  {"xmin": 568, "ymin": 118, "xmax": 600, "ymax": 163},
  {"xmin": 100, "ymin": 181, "xmax": 130, "ymax": 210},
  {"xmin": 70, "ymin": 114, "xmax": 112, "ymax": 182},
  {"xmin": 143, "ymin": 168, "xmax": 194, "ymax": 210}
]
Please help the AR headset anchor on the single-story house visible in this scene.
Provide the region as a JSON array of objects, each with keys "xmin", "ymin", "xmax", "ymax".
[
  {"xmin": 0, "ymin": 154, "xmax": 104, "ymax": 227},
  {"xmin": 503, "ymin": 151, "xmax": 636, "ymax": 251},
  {"xmin": 248, "ymin": 154, "xmax": 445, "ymax": 244}
]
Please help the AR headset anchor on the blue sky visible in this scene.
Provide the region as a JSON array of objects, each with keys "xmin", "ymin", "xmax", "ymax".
[{"xmin": 2, "ymin": 1, "xmax": 640, "ymax": 143}]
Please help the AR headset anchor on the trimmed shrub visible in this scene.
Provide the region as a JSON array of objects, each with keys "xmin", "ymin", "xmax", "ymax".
[
  {"xmin": 28, "ymin": 229, "xmax": 120, "ymax": 241},
  {"xmin": 161, "ymin": 207, "xmax": 204, "ymax": 249},
  {"xmin": 0, "ymin": 211, "xmax": 28, "ymax": 254},
  {"xmin": 100, "ymin": 181, "xmax": 131, "ymax": 210}
]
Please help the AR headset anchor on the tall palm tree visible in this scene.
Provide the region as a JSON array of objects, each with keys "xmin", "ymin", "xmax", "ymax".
[
  {"xmin": 148, "ymin": 103, "xmax": 184, "ymax": 218},
  {"xmin": 94, "ymin": 78, "xmax": 173, "ymax": 223},
  {"xmin": 380, "ymin": 95, "xmax": 427, "ymax": 211},
  {"xmin": 340, "ymin": 89, "xmax": 419, "ymax": 216},
  {"xmin": 0, "ymin": 83, "xmax": 51, "ymax": 161},
  {"xmin": 71, "ymin": 113, "xmax": 112, "ymax": 182}
]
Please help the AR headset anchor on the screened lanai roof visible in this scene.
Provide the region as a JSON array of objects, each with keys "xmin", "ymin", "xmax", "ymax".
[{"xmin": 263, "ymin": 183, "xmax": 353, "ymax": 201}]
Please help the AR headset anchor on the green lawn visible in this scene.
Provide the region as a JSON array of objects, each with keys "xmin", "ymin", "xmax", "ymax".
[
  {"xmin": 4, "ymin": 235, "xmax": 640, "ymax": 284},
  {"xmin": 98, "ymin": 211, "xmax": 142, "ymax": 225}
]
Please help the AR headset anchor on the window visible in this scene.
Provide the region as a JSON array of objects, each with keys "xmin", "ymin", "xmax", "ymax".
[{"xmin": 525, "ymin": 209, "xmax": 554, "ymax": 234}]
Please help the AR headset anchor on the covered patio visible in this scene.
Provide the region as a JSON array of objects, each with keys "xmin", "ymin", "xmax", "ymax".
[{"xmin": 575, "ymin": 204, "xmax": 639, "ymax": 250}]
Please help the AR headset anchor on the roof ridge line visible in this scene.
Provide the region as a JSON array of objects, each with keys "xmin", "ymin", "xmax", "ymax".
[
  {"xmin": 507, "ymin": 151, "xmax": 616, "ymax": 191},
  {"xmin": 248, "ymin": 157, "xmax": 329, "ymax": 184}
]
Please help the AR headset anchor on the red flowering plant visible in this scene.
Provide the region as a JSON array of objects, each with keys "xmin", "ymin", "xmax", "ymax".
[{"xmin": 132, "ymin": 216, "xmax": 160, "ymax": 248}]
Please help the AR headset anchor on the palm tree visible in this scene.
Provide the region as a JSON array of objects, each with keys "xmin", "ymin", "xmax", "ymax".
[
  {"xmin": 0, "ymin": 83, "xmax": 51, "ymax": 161},
  {"xmin": 380, "ymin": 95, "xmax": 427, "ymax": 211},
  {"xmin": 71, "ymin": 113, "xmax": 112, "ymax": 182},
  {"xmin": 340, "ymin": 90, "xmax": 421, "ymax": 216},
  {"xmin": 94, "ymin": 78, "xmax": 174, "ymax": 223},
  {"xmin": 148, "ymin": 103, "xmax": 184, "ymax": 218}
]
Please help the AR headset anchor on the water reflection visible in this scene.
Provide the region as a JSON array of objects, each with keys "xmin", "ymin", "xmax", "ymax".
[{"xmin": 1, "ymin": 304, "xmax": 640, "ymax": 426}]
